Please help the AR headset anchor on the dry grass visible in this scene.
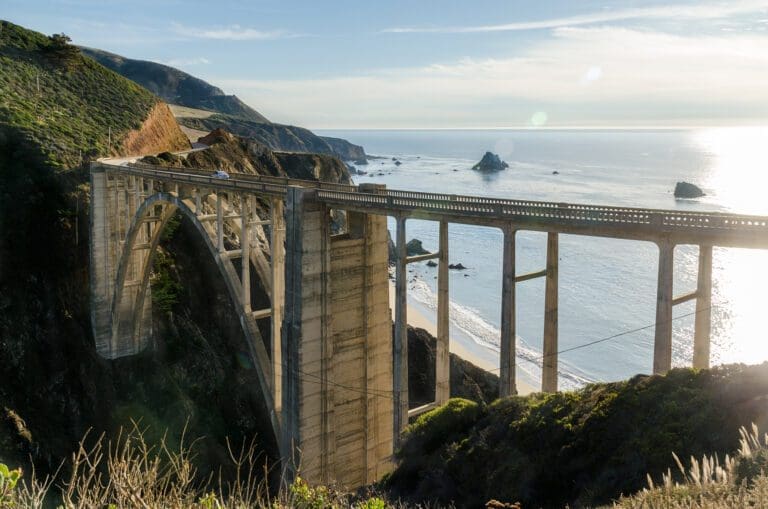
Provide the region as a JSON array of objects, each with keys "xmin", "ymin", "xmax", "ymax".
[
  {"xmin": 0, "ymin": 423, "xmax": 429, "ymax": 508},
  {"xmin": 611, "ymin": 424, "xmax": 768, "ymax": 508}
]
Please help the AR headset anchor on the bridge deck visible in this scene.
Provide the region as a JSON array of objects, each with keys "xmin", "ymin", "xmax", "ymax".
[{"xmin": 104, "ymin": 162, "xmax": 768, "ymax": 248}]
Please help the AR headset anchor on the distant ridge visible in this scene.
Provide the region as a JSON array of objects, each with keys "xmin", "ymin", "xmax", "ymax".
[
  {"xmin": 81, "ymin": 48, "xmax": 367, "ymax": 160},
  {"xmin": 80, "ymin": 47, "xmax": 270, "ymax": 123}
]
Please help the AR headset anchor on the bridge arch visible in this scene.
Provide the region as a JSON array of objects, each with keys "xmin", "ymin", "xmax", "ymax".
[{"xmin": 109, "ymin": 190, "xmax": 281, "ymax": 448}]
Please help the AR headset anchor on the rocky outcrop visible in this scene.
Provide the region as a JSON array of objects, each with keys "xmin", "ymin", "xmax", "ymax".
[
  {"xmin": 674, "ymin": 181, "xmax": 705, "ymax": 198},
  {"xmin": 472, "ymin": 151, "xmax": 508, "ymax": 171},
  {"xmin": 321, "ymin": 136, "xmax": 367, "ymax": 161},
  {"xmin": 406, "ymin": 239, "xmax": 430, "ymax": 256},
  {"xmin": 119, "ymin": 102, "xmax": 190, "ymax": 156}
]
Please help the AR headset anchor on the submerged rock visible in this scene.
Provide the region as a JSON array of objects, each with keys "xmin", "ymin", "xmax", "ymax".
[
  {"xmin": 353, "ymin": 158, "xmax": 368, "ymax": 165},
  {"xmin": 426, "ymin": 260, "xmax": 438, "ymax": 267},
  {"xmin": 674, "ymin": 181, "xmax": 705, "ymax": 198},
  {"xmin": 472, "ymin": 151, "xmax": 508, "ymax": 172},
  {"xmin": 448, "ymin": 263, "xmax": 467, "ymax": 270}
]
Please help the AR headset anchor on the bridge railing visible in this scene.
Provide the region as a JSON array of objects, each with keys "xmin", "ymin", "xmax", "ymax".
[{"xmin": 100, "ymin": 162, "xmax": 768, "ymax": 238}]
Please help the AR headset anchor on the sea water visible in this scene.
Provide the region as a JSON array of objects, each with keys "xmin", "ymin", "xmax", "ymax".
[{"xmin": 317, "ymin": 128, "xmax": 768, "ymax": 389}]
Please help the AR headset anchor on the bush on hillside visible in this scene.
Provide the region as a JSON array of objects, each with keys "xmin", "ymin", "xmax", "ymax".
[{"xmin": 386, "ymin": 364, "xmax": 768, "ymax": 508}]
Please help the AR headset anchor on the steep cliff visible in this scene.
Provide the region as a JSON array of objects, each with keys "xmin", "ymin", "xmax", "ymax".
[{"xmin": 119, "ymin": 102, "xmax": 190, "ymax": 156}]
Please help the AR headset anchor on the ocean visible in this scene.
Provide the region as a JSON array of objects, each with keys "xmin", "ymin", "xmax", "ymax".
[{"xmin": 317, "ymin": 127, "xmax": 768, "ymax": 390}]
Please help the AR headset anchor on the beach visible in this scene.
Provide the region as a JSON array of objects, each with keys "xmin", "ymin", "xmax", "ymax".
[{"xmin": 388, "ymin": 281, "xmax": 536, "ymax": 395}]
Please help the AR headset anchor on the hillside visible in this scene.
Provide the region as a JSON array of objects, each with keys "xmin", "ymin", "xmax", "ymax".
[
  {"xmin": 387, "ymin": 363, "xmax": 768, "ymax": 508},
  {"xmin": 79, "ymin": 47, "xmax": 367, "ymax": 160},
  {"xmin": 80, "ymin": 47, "xmax": 270, "ymax": 123},
  {"xmin": 0, "ymin": 21, "xmax": 188, "ymax": 168}
]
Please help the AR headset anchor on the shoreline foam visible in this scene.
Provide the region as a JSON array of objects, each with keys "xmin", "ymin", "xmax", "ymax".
[{"xmin": 388, "ymin": 281, "xmax": 536, "ymax": 395}]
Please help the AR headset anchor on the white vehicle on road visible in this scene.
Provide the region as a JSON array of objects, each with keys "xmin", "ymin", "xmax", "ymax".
[{"xmin": 212, "ymin": 169, "xmax": 230, "ymax": 179}]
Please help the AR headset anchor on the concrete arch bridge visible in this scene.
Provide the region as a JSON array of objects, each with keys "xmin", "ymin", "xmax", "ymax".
[{"xmin": 90, "ymin": 161, "xmax": 768, "ymax": 488}]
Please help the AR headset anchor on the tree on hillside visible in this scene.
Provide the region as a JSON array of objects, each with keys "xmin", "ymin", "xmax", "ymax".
[{"xmin": 42, "ymin": 33, "xmax": 80, "ymax": 67}]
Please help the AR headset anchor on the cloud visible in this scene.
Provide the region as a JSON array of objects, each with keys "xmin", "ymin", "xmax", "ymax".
[
  {"xmin": 383, "ymin": 0, "xmax": 768, "ymax": 34},
  {"xmin": 214, "ymin": 27, "xmax": 768, "ymax": 128},
  {"xmin": 171, "ymin": 22, "xmax": 295, "ymax": 41},
  {"xmin": 162, "ymin": 57, "xmax": 211, "ymax": 66}
]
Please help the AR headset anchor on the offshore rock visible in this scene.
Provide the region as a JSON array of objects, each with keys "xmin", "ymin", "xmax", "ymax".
[
  {"xmin": 406, "ymin": 239, "xmax": 430, "ymax": 256},
  {"xmin": 472, "ymin": 151, "xmax": 508, "ymax": 171},
  {"xmin": 674, "ymin": 181, "xmax": 705, "ymax": 198}
]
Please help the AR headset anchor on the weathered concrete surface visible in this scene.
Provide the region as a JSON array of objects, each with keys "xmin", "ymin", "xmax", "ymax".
[{"xmin": 282, "ymin": 186, "xmax": 393, "ymax": 486}]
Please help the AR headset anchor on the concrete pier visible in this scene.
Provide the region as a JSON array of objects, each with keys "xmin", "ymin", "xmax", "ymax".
[
  {"xmin": 542, "ymin": 232, "xmax": 559, "ymax": 393},
  {"xmin": 653, "ymin": 242, "xmax": 675, "ymax": 374},
  {"xmin": 500, "ymin": 227, "xmax": 517, "ymax": 397}
]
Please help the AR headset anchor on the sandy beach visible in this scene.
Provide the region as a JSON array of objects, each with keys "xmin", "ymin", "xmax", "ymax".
[{"xmin": 388, "ymin": 282, "xmax": 535, "ymax": 395}]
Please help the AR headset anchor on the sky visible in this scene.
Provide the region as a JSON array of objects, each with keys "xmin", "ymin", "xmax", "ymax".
[{"xmin": 4, "ymin": 0, "xmax": 768, "ymax": 128}]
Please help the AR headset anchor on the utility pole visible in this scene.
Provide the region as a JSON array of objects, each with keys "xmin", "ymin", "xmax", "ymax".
[{"xmin": 108, "ymin": 126, "xmax": 111, "ymax": 155}]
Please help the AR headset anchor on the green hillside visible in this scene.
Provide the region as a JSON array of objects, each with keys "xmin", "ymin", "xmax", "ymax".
[{"xmin": 0, "ymin": 20, "xmax": 158, "ymax": 168}]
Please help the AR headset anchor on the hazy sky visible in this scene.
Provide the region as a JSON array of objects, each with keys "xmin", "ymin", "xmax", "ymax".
[{"xmin": 5, "ymin": 0, "xmax": 768, "ymax": 128}]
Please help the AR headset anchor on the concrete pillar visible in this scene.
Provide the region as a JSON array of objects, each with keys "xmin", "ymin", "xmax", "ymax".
[
  {"xmin": 241, "ymin": 196, "xmax": 251, "ymax": 312},
  {"xmin": 693, "ymin": 245, "xmax": 713, "ymax": 369},
  {"xmin": 216, "ymin": 193, "xmax": 224, "ymax": 252},
  {"xmin": 653, "ymin": 241, "xmax": 675, "ymax": 374},
  {"xmin": 500, "ymin": 227, "xmax": 517, "ymax": 397},
  {"xmin": 271, "ymin": 197, "xmax": 285, "ymax": 415},
  {"xmin": 90, "ymin": 165, "xmax": 112, "ymax": 356},
  {"xmin": 436, "ymin": 220, "xmax": 450, "ymax": 405},
  {"xmin": 282, "ymin": 186, "xmax": 331, "ymax": 480},
  {"xmin": 393, "ymin": 215, "xmax": 408, "ymax": 444},
  {"xmin": 542, "ymin": 232, "xmax": 559, "ymax": 393}
]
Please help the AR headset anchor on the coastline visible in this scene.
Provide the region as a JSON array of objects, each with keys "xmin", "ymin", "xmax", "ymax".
[{"xmin": 388, "ymin": 281, "xmax": 536, "ymax": 395}]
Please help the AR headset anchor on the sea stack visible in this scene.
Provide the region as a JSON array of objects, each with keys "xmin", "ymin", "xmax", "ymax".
[
  {"xmin": 472, "ymin": 151, "xmax": 508, "ymax": 171},
  {"xmin": 674, "ymin": 181, "xmax": 705, "ymax": 198}
]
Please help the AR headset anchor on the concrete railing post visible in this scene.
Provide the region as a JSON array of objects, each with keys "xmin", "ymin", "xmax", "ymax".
[
  {"xmin": 500, "ymin": 226, "xmax": 517, "ymax": 397},
  {"xmin": 542, "ymin": 232, "xmax": 559, "ymax": 393},
  {"xmin": 693, "ymin": 245, "xmax": 713, "ymax": 369},
  {"xmin": 653, "ymin": 241, "xmax": 675, "ymax": 374}
]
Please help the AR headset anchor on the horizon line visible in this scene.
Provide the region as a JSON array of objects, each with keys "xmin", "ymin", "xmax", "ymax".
[{"xmin": 310, "ymin": 124, "xmax": 768, "ymax": 132}]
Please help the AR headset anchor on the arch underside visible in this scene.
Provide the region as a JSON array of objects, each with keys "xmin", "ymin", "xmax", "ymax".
[{"xmin": 110, "ymin": 190, "xmax": 280, "ymax": 446}]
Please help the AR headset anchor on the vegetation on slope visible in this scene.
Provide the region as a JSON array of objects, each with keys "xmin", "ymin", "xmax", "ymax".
[
  {"xmin": 387, "ymin": 363, "xmax": 768, "ymax": 508},
  {"xmin": 0, "ymin": 20, "xmax": 161, "ymax": 168}
]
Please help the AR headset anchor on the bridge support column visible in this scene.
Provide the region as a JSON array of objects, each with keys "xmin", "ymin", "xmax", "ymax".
[
  {"xmin": 271, "ymin": 197, "xmax": 285, "ymax": 416},
  {"xmin": 500, "ymin": 227, "xmax": 517, "ymax": 397},
  {"xmin": 436, "ymin": 220, "xmax": 450, "ymax": 405},
  {"xmin": 393, "ymin": 215, "xmax": 408, "ymax": 443},
  {"xmin": 693, "ymin": 245, "xmax": 713, "ymax": 369},
  {"xmin": 542, "ymin": 232, "xmax": 559, "ymax": 393},
  {"xmin": 653, "ymin": 241, "xmax": 675, "ymax": 374},
  {"xmin": 216, "ymin": 192, "xmax": 224, "ymax": 252},
  {"xmin": 283, "ymin": 186, "xmax": 393, "ymax": 487},
  {"xmin": 241, "ymin": 196, "xmax": 252, "ymax": 312}
]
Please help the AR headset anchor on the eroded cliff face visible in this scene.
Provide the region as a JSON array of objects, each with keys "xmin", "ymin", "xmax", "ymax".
[
  {"xmin": 149, "ymin": 128, "xmax": 354, "ymax": 187},
  {"xmin": 119, "ymin": 102, "xmax": 190, "ymax": 157}
]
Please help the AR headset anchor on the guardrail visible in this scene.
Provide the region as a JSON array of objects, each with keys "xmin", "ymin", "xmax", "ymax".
[{"xmin": 100, "ymin": 162, "xmax": 768, "ymax": 243}]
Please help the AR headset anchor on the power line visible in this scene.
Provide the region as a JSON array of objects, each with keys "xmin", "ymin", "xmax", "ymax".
[{"xmin": 265, "ymin": 304, "xmax": 717, "ymax": 401}]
